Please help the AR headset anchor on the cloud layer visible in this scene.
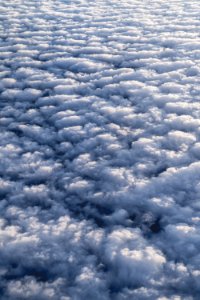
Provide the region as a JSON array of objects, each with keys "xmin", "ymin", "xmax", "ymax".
[{"xmin": 0, "ymin": 0, "xmax": 200, "ymax": 299}]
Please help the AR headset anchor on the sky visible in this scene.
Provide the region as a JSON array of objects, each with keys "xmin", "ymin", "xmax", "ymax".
[{"xmin": 0, "ymin": 0, "xmax": 200, "ymax": 299}]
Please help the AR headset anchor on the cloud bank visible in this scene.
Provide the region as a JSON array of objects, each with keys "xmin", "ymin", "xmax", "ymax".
[{"xmin": 0, "ymin": 0, "xmax": 200, "ymax": 299}]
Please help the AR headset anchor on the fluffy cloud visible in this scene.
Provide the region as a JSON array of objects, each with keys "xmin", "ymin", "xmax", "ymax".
[{"xmin": 0, "ymin": 0, "xmax": 200, "ymax": 299}]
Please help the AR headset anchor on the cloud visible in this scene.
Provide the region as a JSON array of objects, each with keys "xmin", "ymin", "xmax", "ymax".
[{"xmin": 0, "ymin": 0, "xmax": 200, "ymax": 299}]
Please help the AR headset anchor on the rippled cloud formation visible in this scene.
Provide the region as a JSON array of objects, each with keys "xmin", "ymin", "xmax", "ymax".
[{"xmin": 0, "ymin": 0, "xmax": 200, "ymax": 299}]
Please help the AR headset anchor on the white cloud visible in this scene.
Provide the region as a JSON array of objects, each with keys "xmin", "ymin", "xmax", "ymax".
[{"xmin": 0, "ymin": 0, "xmax": 200, "ymax": 299}]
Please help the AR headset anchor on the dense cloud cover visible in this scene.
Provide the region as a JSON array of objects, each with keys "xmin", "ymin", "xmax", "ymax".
[{"xmin": 0, "ymin": 0, "xmax": 200, "ymax": 298}]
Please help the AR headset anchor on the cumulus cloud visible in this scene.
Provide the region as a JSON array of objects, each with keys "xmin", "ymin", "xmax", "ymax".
[{"xmin": 0, "ymin": 0, "xmax": 200, "ymax": 299}]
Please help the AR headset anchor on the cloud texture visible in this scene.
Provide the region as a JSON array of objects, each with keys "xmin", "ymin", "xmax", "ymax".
[{"xmin": 0, "ymin": 0, "xmax": 200, "ymax": 299}]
